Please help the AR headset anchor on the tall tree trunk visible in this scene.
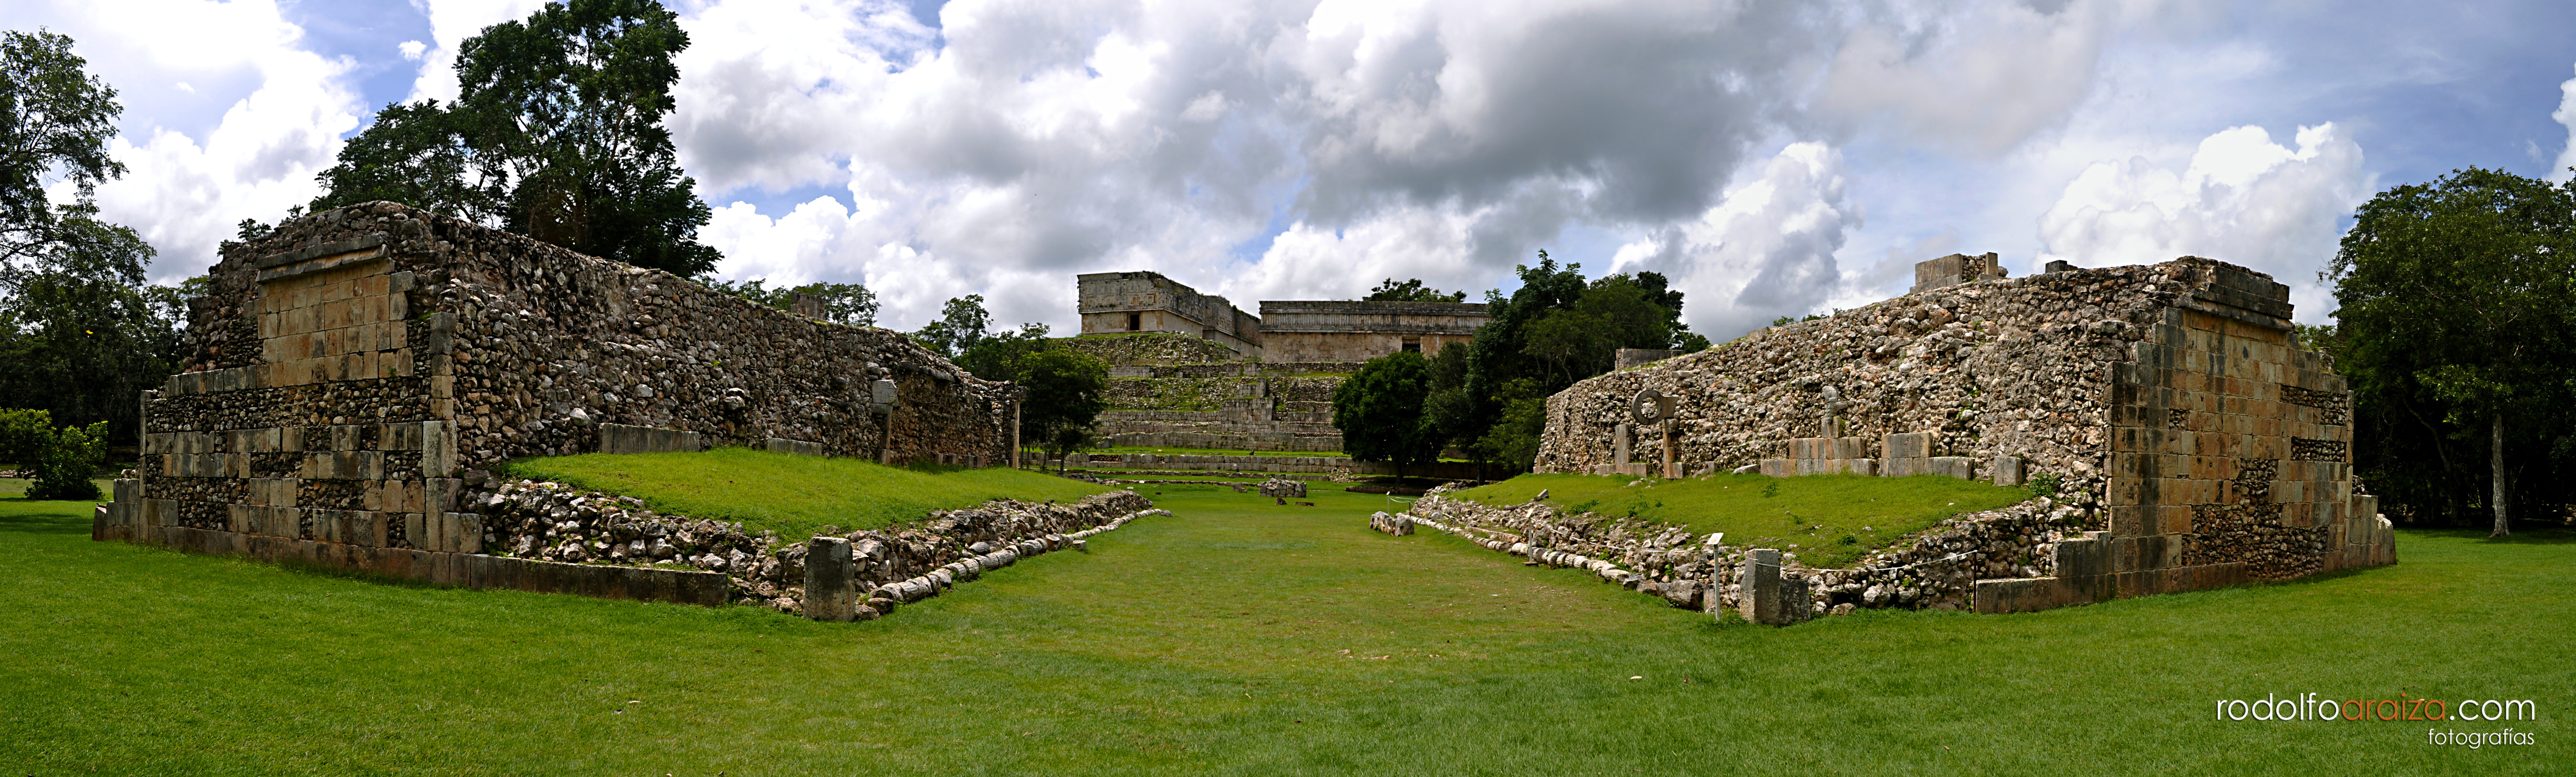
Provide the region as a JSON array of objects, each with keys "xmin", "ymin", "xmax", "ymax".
[{"xmin": 2491, "ymin": 413, "xmax": 2509, "ymax": 537}]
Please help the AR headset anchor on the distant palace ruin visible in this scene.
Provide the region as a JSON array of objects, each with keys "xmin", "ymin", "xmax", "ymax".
[{"xmin": 1070, "ymin": 271, "xmax": 1488, "ymax": 453}]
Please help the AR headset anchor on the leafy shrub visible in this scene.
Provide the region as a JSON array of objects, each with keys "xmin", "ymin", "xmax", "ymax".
[
  {"xmin": 5, "ymin": 409, "xmax": 107, "ymax": 500},
  {"xmin": 2027, "ymin": 472, "xmax": 2063, "ymax": 499}
]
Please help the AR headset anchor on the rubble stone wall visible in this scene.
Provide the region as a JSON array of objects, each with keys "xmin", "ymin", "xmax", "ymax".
[
  {"xmin": 101, "ymin": 201, "xmax": 1020, "ymax": 588},
  {"xmin": 1531, "ymin": 257, "xmax": 2384, "ymax": 606}
]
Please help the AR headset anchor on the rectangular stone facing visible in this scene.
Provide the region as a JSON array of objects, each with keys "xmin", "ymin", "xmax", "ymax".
[
  {"xmin": 1991, "ymin": 455, "xmax": 2023, "ymax": 486},
  {"xmin": 805, "ymin": 537, "xmax": 857, "ymax": 621},
  {"xmin": 1882, "ymin": 432, "xmax": 1933, "ymax": 459},
  {"xmin": 1739, "ymin": 548, "xmax": 1784, "ymax": 625},
  {"xmin": 765, "ymin": 437, "xmax": 825, "ymax": 457}
]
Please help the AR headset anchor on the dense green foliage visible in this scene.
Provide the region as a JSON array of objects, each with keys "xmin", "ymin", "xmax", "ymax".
[
  {"xmin": 1361, "ymin": 277, "xmax": 1467, "ymax": 302},
  {"xmin": 1019, "ymin": 346, "xmax": 1112, "ymax": 465},
  {"xmin": 910, "ymin": 293, "xmax": 994, "ymax": 359},
  {"xmin": 501, "ymin": 447, "xmax": 1114, "ymax": 540},
  {"xmin": 0, "ymin": 30, "xmax": 185, "ymax": 446},
  {"xmin": 3, "ymin": 476, "xmax": 2567, "ymax": 772},
  {"xmin": 1, "ymin": 409, "xmax": 106, "ymax": 499},
  {"xmin": 0, "ymin": 29, "xmax": 125, "ymax": 263},
  {"xmin": 1331, "ymin": 350, "xmax": 1445, "ymax": 478},
  {"xmin": 1430, "ymin": 252, "xmax": 1709, "ymax": 472},
  {"xmin": 310, "ymin": 0, "xmax": 720, "ymax": 276},
  {"xmin": 1450, "ymin": 472, "xmax": 2033, "ymax": 567},
  {"xmin": 2327, "ymin": 167, "xmax": 2576, "ymax": 533},
  {"xmin": 706, "ymin": 278, "xmax": 879, "ymax": 327}
]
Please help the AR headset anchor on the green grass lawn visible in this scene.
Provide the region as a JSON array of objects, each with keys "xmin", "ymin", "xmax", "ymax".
[
  {"xmin": 1448, "ymin": 472, "xmax": 2034, "ymax": 567},
  {"xmin": 501, "ymin": 448, "xmax": 1119, "ymax": 539},
  {"xmin": 2, "ymin": 477, "xmax": 2567, "ymax": 774}
]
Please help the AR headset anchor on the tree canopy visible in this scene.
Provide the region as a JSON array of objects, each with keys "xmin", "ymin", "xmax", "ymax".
[
  {"xmin": 1333, "ymin": 350, "xmax": 1447, "ymax": 480},
  {"xmin": 1362, "ymin": 277, "xmax": 1467, "ymax": 303},
  {"xmin": 0, "ymin": 29, "xmax": 187, "ymax": 447},
  {"xmin": 2328, "ymin": 166, "xmax": 2576, "ymax": 535},
  {"xmin": 311, "ymin": 0, "xmax": 720, "ymax": 277},
  {"xmin": 709, "ymin": 278, "xmax": 880, "ymax": 327},
  {"xmin": 1019, "ymin": 347, "xmax": 1110, "ymax": 469},
  {"xmin": 0, "ymin": 28, "xmax": 124, "ymax": 266}
]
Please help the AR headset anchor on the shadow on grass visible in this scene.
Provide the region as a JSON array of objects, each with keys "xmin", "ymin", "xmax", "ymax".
[
  {"xmin": 2401, "ymin": 526, "xmax": 2576, "ymax": 545},
  {"xmin": 0, "ymin": 502, "xmax": 93, "ymax": 534}
]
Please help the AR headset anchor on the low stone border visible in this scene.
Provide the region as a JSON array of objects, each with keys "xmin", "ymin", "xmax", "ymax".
[
  {"xmin": 833, "ymin": 508, "xmax": 1170, "ymax": 619},
  {"xmin": 92, "ymin": 476, "xmax": 1158, "ymax": 618},
  {"xmin": 92, "ymin": 517, "xmax": 730, "ymax": 606},
  {"xmin": 1395, "ymin": 484, "xmax": 2108, "ymax": 620}
]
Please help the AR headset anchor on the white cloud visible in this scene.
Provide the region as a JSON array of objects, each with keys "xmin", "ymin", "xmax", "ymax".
[
  {"xmin": 20, "ymin": 0, "xmax": 365, "ymax": 282},
  {"xmin": 399, "ymin": 39, "xmax": 428, "ymax": 61},
  {"xmin": 1815, "ymin": 0, "xmax": 2130, "ymax": 155},
  {"xmin": 2550, "ymin": 62, "xmax": 2576, "ymax": 183},
  {"xmin": 403, "ymin": 0, "xmax": 552, "ymax": 103},
  {"xmin": 1608, "ymin": 141, "xmax": 1860, "ymax": 340},
  {"xmin": 2036, "ymin": 123, "xmax": 2368, "ymax": 321}
]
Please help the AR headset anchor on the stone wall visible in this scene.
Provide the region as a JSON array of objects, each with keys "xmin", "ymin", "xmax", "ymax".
[
  {"xmin": 1403, "ymin": 486, "xmax": 2090, "ymax": 618},
  {"xmin": 1075, "ymin": 271, "xmax": 1260, "ymax": 354},
  {"xmin": 1530, "ymin": 256, "xmax": 2391, "ymax": 609},
  {"xmin": 98, "ymin": 201, "xmax": 1021, "ymax": 593},
  {"xmin": 1256, "ymin": 300, "xmax": 1488, "ymax": 362}
]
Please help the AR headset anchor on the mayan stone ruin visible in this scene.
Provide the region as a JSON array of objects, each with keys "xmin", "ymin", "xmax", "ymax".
[
  {"xmin": 89, "ymin": 201, "xmax": 1029, "ymax": 605},
  {"xmin": 1515, "ymin": 254, "xmax": 2393, "ymax": 614},
  {"xmin": 1070, "ymin": 270, "xmax": 1488, "ymax": 455}
]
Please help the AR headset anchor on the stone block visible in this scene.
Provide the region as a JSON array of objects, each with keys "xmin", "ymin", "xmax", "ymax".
[
  {"xmin": 598, "ymin": 424, "xmax": 701, "ymax": 455},
  {"xmin": 1882, "ymin": 432, "xmax": 1934, "ymax": 459},
  {"xmin": 765, "ymin": 437, "xmax": 824, "ymax": 457},
  {"xmin": 1759, "ymin": 459, "xmax": 1790, "ymax": 478},
  {"xmin": 1991, "ymin": 456, "xmax": 2023, "ymax": 486},
  {"xmin": 1930, "ymin": 456, "xmax": 1975, "ymax": 480},
  {"xmin": 804, "ymin": 536, "xmax": 857, "ymax": 621},
  {"xmin": 1739, "ymin": 548, "xmax": 1785, "ymax": 625}
]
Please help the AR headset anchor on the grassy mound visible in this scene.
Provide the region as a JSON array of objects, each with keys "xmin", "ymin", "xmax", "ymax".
[
  {"xmin": 500, "ymin": 448, "xmax": 1119, "ymax": 540},
  {"xmin": 1447, "ymin": 472, "xmax": 2033, "ymax": 567}
]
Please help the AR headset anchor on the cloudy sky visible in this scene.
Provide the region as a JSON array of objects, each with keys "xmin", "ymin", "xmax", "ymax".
[{"xmin": 11, "ymin": 0, "xmax": 2576, "ymax": 339}]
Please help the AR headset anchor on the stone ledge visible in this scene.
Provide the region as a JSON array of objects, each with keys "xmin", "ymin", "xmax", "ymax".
[{"xmin": 92, "ymin": 520, "xmax": 730, "ymax": 607}]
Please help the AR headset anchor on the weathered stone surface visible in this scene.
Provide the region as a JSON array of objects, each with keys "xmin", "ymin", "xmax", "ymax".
[
  {"xmin": 1258, "ymin": 479, "xmax": 1307, "ymax": 498},
  {"xmin": 1076, "ymin": 271, "xmax": 1260, "ymax": 354},
  {"xmin": 1257, "ymin": 300, "xmax": 1487, "ymax": 362},
  {"xmin": 94, "ymin": 201, "xmax": 1054, "ymax": 610},
  {"xmin": 805, "ymin": 537, "xmax": 856, "ymax": 622},
  {"xmin": 599, "ymin": 424, "xmax": 700, "ymax": 454},
  {"xmin": 1532, "ymin": 257, "xmax": 2379, "ymax": 597}
]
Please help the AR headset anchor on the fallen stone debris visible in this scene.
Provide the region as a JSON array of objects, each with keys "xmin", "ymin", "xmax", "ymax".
[
  {"xmin": 464, "ymin": 476, "xmax": 1158, "ymax": 617},
  {"xmin": 1389, "ymin": 482, "xmax": 2090, "ymax": 622}
]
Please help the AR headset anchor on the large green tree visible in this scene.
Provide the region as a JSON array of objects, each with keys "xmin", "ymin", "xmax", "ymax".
[
  {"xmin": 1447, "ymin": 251, "xmax": 1703, "ymax": 473},
  {"xmin": 311, "ymin": 0, "xmax": 720, "ymax": 276},
  {"xmin": 1017, "ymin": 347, "xmax": 1110, "ymax": 470},
  {"xmin": 1333, "ymin": 350, "xmax": 1446, "ymax": 482},
  {"xmin": 0, "ymin": 29, "xmax": 186, "ymax": 447},
  {"xmin": 912, "ymin": 294, "xmax": 993, "ymax": 359},
  {"xmin": 2329, "ymin": 167, "xmax": 2576, "ymax": 536},
  {"xmin": 0, "ymin": 29, "xmax": 124, "ymax": 266}
]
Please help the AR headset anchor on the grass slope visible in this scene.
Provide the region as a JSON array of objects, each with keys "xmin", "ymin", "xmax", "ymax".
[
  {"xmin": 2, "ymin": 480, "xmax": 2568, "ymax": 774},
  {"xmin": 502, "ymin": 448, "xmax": 1117, "ymax": 539},
  {"xmin": 1450, "ymin": 472, "xmax": 2034, "ymax": 567}
]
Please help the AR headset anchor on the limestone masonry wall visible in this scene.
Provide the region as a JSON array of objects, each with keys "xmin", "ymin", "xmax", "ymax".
[
  {"xmin": 1256, "ymin": 300, "xmax": 1489, "ymax": 362},
  {"xmin": 96, "ymin": 202, "xmax": 1021, "ymax": 602},
  {"xmin": 1531, "ymin": 256, "xmax": 2392, "ymax": 612}
]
